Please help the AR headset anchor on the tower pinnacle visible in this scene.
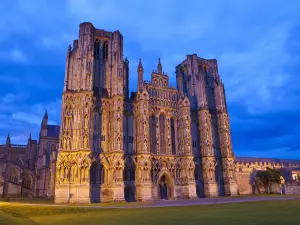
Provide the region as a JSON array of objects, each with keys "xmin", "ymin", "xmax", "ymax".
[
  {"xmin": 137, "ymin": 58, "xmax": 144, "ymax": 72},
  {"xmin": 137, "ymin": 58, "xmax": 144, "ymax": 90},
  {"xmin": 42, "ymin": 110, "xmax": 48, "ymax": 127},
  {"xmin": 157, "ymin": 58, "xmax": 162, "ymax": 74},
  {"xmin": 6, "ymin": 132, "xmax": 10, "ymax": 145}
]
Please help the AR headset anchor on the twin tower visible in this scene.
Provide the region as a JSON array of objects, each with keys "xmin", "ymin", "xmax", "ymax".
[{"xmin": 54, "ymin": 22, "xmax": 237, "ymax": 203}]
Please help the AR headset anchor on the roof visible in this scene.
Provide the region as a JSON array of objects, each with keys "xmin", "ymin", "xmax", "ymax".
[
  {"xmin": 236, "ymin": 157, "xmax": 300, "ymax": 165},
  {"xmin": 47, "ymin": 125, "xmax": 60, "ymax": 138}
]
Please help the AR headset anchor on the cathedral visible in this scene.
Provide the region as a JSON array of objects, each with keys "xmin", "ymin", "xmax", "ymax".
[
  {"xmin": 1, "ymin": 22, "xmax": 299, "ymax": 202},
  {"xmin": 54, "ymin": 22, "xmax": 238, "ymax": 203}
]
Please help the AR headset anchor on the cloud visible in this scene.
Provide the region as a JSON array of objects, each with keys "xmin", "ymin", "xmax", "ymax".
[
  {"xmin": 12, "ymin": 112, "xmax": 46, "ymax": 125},
  {"xmin": 38, "ymin": 33, "xmax": 77, "ymax": 49},
  {"xmin": 11, "ymin": 48, "xmax": 27, "ymax": 63},
  {"xmin": 219, "ymin": 25, "xmax": 293, "ymax": 114},
  {"xmin": 0, "ymin": 48, "xmax": 27, "ymax": 63},
  {"xmin": 0, "ymin": 94, "xmax": 61, "ymax": 144}
]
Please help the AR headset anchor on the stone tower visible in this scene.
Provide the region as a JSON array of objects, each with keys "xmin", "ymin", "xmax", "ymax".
[
  {"xmin": 55, "ymin": 22, "xmax": 129, "ymax": 203},
  {"xmin": 176, "ymin": 54, "xmax": 237, "ymax": 197}
]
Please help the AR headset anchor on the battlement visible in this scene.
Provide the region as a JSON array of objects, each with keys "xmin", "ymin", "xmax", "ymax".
[
  {"xmin": 10, "ymin": 144, "xmax": 28, "ymax": 149},
  {"xmin": 0, "ymin": 144, "xmax": 28, "ymax": 149},
  {"xmin": 79, "ymin": 22, "xmax": 121, "ymax": 40},
  {"xmin": 235, "ymin": 157, "xmax": 300, "ymax": 169},
  {"xmin": 152, "ymin": 70, "xmax": 168, "ymax": 76}
]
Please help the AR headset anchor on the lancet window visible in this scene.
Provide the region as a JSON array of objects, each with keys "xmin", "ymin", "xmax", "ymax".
[{"xmin": 159, "ymin": 114, "xmax": 166, "ymax": 154}]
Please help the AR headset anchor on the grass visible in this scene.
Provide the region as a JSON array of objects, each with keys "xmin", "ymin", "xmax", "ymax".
[
  {"xmin": 227, "ymin": 193, "xmax": 300, "ymax": 198},
  {"xmin": 0, "ymin": 199, "xmax": 299, "ymax": 225}
]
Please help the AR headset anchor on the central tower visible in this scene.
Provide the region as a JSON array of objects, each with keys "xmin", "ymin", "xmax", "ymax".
[{"xmin": 55, "ymin": 22, "xmax": 129, "ymax": 203}]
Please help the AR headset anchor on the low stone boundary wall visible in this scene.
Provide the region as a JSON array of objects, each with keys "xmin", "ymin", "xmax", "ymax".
[{"xmin": 285, "ymin": 185, "xmax": 300, "ymax": 194}]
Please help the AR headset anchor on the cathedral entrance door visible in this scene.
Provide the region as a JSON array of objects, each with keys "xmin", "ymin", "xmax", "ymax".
[
  {"xmin": 157, "ymin": 173, "xmax": 174, "ymax": 200},
  {"xmin": 162, "ymin": 183, "xmax": 168, "ymax": 199}
]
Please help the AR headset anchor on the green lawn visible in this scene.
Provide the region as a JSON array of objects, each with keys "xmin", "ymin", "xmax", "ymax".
[{"xmin": 0, "ymin": 200, "xmax": 299, "ymax": 225}]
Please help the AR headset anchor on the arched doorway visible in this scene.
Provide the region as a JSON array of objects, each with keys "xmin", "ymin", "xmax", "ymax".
[{"xmin": 157, "ymin": 171, "xmax": 174, "ymax": 200}]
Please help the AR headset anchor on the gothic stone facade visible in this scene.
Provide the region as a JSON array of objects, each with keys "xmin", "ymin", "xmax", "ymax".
[
  {"xmin": 54, "ymin": 22, "xmax": 242, "ymax": 203},
  {"xmin": 54, "ymin": 22, "xmax": 300, "ymax": 203},
  {"xmin": 1, "ymin": 22, "xmax": 299, "ymax": 201},
  {"xmin": 0, "ymin": 112, "xmax": 59, "ymax": 198}
]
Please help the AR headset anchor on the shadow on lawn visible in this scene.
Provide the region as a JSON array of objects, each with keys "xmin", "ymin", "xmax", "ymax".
[{"xmin": 0, "ymin": 209, "xmax": 39, "ymax": 225}]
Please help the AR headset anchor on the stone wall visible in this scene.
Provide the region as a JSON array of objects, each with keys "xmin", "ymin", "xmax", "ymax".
[{"xmin": 285, "ymin": 185, "xmax": 300, "ymax": 194}]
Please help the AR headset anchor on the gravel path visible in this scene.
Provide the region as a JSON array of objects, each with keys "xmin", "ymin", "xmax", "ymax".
[{"xmin": 1, "ymin": 196, "xmax": 297, "ymax": 209}]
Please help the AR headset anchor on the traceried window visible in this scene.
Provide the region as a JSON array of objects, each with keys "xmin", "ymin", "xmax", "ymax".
[
  {"xmin": 45, "ymin": 150, "xmax": 51, "ymax": 168},
  {"xmin": 90, "ymin": 162, "xmax": 105, "ymax": 185},
  {"xmin": 22, "ymin": 173, "xmax": 32, "ymax": 189},
  {"xmin": 103, "ymin": 41, "xmax": 108, "ymax": 61},
  {"xmin": 99, "ymin": 164, "xmax": 105, "ymax": 184},
  {"xmin": 90, "ymin": 162, "xmax": 97, "ymax": 184},
  {"xmin": 123, "ymin": 164, "xmax": 135, "ymax": 182},
  {"xmin": 159, "ymin": 114, "xmax": 166, "ymax": 154},
  {"xmin": 170, "ymin": 118, "xmax": 176, "ymax": 155},
  {"xmin": 94, "ymin": 38, "xmax": 101, "ymax": 60},
  {"xmin": 149, "ymin": 115, "xmax": 157, "ymax": 154},
  {"xmin": 9, "ymin": 168, "xmax": 19, "ymax": 184},
  {"xmin": 94, "ymin": 39, "xmax": 108, "ymax": 61}
]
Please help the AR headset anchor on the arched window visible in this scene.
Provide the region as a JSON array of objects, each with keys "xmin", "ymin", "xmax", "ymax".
[
  {"xmin": 149, "ymin": 115, "xmax": 157, "ymax": 154},
  {"xmin": 170, "ymin": 118, "xmax": 176, "ymax": 155},
  {"xmin": 9, "ymin": 168, "xmax": 19, "ymax": 184},
  {"xmin": 22, "ymin": 173, "xmax": 32, "ymax": 189},
  {"xmin": 94, "ymin": 38, "xmax": 101, "ymax": 59},
  {"xmin": 45, "ymin": 151, "xmax": 51, "ymax": 168},
  {"xmin": 15, "ymin": 157, "xmax": 24, "ymax": 166},
  {"xmin": 103, "ymin": 41, "xmax": 108, "ymax": 61},
  {"xmin": 123, "ymin": 161, "xmax": 135, "ymax": 182},
  {"xmin": 99, "ymin": 164, "xmax": 105, "ymax": 184},
  {"xmin": 90, "ymin": 162, "xmax": 98, "ymax": 184},
  {"xmin": 159, "ymin": 114, "xmax": 166, "ymax": 154}
]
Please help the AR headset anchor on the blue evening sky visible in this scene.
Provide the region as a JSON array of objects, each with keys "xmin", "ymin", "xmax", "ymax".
[{"xmin": 0, "ymin": 0, "xmax": 299, "ymax": 159}]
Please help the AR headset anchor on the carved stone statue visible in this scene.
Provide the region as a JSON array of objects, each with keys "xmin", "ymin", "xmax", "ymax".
[
  {"xmin": 117, "ymin": 136, "xmax": 121, "ymax": 150},
  {"xmin": 83, "ymin": 135, "xmax": 88, "ymax": 148},
  {"xmin": 85, "ymin": 115, "xmax": 89, "ymax": 129},
  {"xmin": 63, "ymin": 138, "xmax": 67, "ymax": 149}
]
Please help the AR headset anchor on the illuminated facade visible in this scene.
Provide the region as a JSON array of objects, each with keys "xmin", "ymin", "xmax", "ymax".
[
  {"xmin": 1, "ymin": 22, "xmax": 299, "ymax": 201},
  {"xmin": 54, "ymin": 22, "xmax": 237, "ymax": 203}
]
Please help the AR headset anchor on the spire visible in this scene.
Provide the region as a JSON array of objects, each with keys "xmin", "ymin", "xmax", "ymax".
[
  {"xmin": 42, "ymin": 110, "xmax": 48, "ymax": 127},
  {"xmin": 6, "ymin": 132, "xmax": 10, "ymax": 145},
  {"xmin": 157, "ymin": 58, "xmax": 162, "ymax": 74},
  {"xmin": 29, "ymin": 133, "xmax": 32, "ymax": 140},
  {"xmin": 137, "ymin": 58, "xmax": 144, "ymax": 90},
  {"xmin": 137, "ymin": 58, "xmax": 144, "ymax": 72}
]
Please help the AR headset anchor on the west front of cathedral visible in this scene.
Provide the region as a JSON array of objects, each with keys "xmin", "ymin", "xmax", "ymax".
[
  {"xmin": 1, "ymin": 22, "xmax": 299, "ymax": 202},
  {"xmin": 54, "ymin": 22, "xmax": 237, "ymax": 203}
]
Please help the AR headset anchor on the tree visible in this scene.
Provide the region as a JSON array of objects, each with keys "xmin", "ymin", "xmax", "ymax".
[{"xmin": 255, "ymin": 167, "xmax": 281, "ymax": 194}]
